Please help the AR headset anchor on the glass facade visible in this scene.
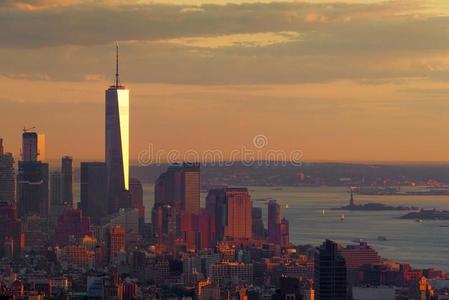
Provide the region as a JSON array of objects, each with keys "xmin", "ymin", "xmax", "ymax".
[{"xmin": 105, "ymin": 86, "xmax": 129, "ymax": 213}]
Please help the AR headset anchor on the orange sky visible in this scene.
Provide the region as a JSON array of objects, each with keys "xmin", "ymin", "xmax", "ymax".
[{"xmin": 1, "ymin": 0, "xmax": 449, "ymax": 163}]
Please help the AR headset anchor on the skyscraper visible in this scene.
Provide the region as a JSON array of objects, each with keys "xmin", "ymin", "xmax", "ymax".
[
  {"xmin": 105, "ymin": 44, "xmax": 129, "ymax": 214},
  {"xmin": 154, "ymin": 163, "xmax": 182, "ymax": 208},
  {"xmin": 108, "ymin": 226, "xmax": 125, "ymax": 262},
  {"xmin": 22, "ymin": 132, "xmax": 37, "ymax": 162},
  {"xmin": 80, "ymin": 162, "xmax": 108, "ymax": 225},
  {"xmin": 17, "ymin": 160, "xmax": 49, "ymax": 218},
  {"xmin": 50, "ymin": 171, "xmax": 62, "ymax": 206},
  {"xmin": 182, "ymin": 162, "xmax": 200, "ymax": 215},
  {"xmin": 17, "ymin": 132, "xmax": 49, "ymax": 218},
  {"xmin": 268, "ymin": 200, "xmax": 281, "ymax": 244},
  {"xmin": 0, "ymin": 202, "xmax": 24, "ymax": 257},
  {"xmin": 0, "ymin": 138, "xmax": 15, "ymax": 204},
  {"xmin": 213, "ymin": 188, "xmax": 252, "ymax": 241},
  {"xmin": 314, "ymin": 240, "xmax": 347, "ymax": 300},
  {"xmin": 129, "ymin": 178, "xmax": 145, "ymax": 233},
  {"xmin": 61, "ymin": 156, "xmax": 73, "ymax": 206}
]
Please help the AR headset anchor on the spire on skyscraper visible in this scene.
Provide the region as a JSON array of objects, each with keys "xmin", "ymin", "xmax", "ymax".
[{"xmin": 115, "ymin": 41, "xmax": 120, "ymax": 88}]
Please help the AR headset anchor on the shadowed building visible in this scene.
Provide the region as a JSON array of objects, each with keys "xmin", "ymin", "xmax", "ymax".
[
  {"xmin": 129, "ymin": 178, "xmax": 145, "ymax": 233},
  {"xmin": 61, "ymin": 156, "xmax": 73, "ymax": 206},
  {"xmin": 54, "ymin": 208, "xmax": 92, "ymax": 247},
  {"xmin": 268, "ymin": 200, "xmax": 281, "ymax": 244},
  {"xmin": 17, "ymin": 132, "xmax": 49, "ymax": 218},
  {"xmin": 314, "ymin": 240, "xmax": 347, "ymax": 300},
  {"xmin": 80, "ymin": 162, "xmax": 108, "ymax": 225},
  {"xmin": 0, "ymin": 138, "xmax": 15, "ymax": 204},
  {"xmin": 0, "ymin": 202, "xmax": 24, "ymax": 257}
]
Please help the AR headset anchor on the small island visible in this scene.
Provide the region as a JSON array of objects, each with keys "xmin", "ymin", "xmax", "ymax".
[
  {"xmin": 400, "ymin": 209, "xmax": 449, "ymax": 220},
  {"xmin": 332, "ymin": 189, "xmax": 419, "ymax": 211}
]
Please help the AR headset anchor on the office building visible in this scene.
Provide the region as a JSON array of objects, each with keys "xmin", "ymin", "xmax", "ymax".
[
  {"xmin": 209, "ymin": 262, "xmax": 254, "ymax": 284},
  {"xmin": 182, "ymin": 162, "xmax": 200, "ymax": 215},
  {"xmin": 108, "ymin": 226, "xmax": 125, "ymax": 262},
  {"xmin": 61, "ymin": 156, "xmax": 73, "ymax": 206},
  {"xmin": 268, "ymin": 200, "xmax": 281, "ymax": 244},
  {"xmin": 280, "ymin": 218, "xmax": 289, "ymax": 248},
  {"xmin": 252, "ymin": 207, "xmax": 265, "ymax": 240},
  {"xmin": 17, "ymin": 132, "xmax": 48, "ymax": 218},
  {"xmin": 214, "ymin": 188, "xmax": 252, "ymax": 241},
  {"xmin": 0, "ymin": 138, "xmax": 15, "ymax": 204},
  {"xmin": 80, "ymin": 162, "xmax": 108, "ymax": 225},
  {"xmin": 341, "ymin": 242, "xmax": 381, "ymax": 285},
  {"xmin": 0, "ymin": 202, "xmax": 24, "ymax": 257},
  {"xmin": 50, "ymin": 172, "xmax": 62, "ymax": 206},
  {"xmin": 129, "ymin": 178, "xmax": 145, "ymax": 233},
  {"xmin": 54, "ymin": 208, "xmax": 92, "ymax": 247},
  {"xmin": 105, "ymin": 45, "xmax": 129, "ymax": 214},
  {"xmin": 154, "ymin": 163, "xmax": 183, "ymax": 209},
  {"xmin": 17, "ymin": 161, "xmax": 49, "ymax": 218},
  {"xmin": 314, "ymin": 240, "xmax": 347, "ymax": 300}
]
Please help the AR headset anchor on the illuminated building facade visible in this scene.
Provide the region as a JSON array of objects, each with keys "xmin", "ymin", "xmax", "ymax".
[
  {"xmin": 182, "ymin": 162, "xmax": 200, "ymax": 215},
  {"xmin": 105, "ymin": 45, "xmax": 129, "ymax": 214},
  {"xmin": 214, "ymin": 188, "xmax": 252, "ymax": 241}
]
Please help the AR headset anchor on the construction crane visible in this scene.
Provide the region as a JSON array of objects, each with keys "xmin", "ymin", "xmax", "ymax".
[{"xmin": 23, "ymin": 126, "xmax": 36, "ymax": 133}]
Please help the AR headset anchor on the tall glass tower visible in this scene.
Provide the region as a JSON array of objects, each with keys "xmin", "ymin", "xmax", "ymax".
[{"xmin": 105, "ymin": 43, "xmax": 129, "ymax": 214}]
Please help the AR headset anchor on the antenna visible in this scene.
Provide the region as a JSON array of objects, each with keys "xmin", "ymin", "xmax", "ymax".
[{"xmin": 115, "ymin": 41, "xmax": 119, "ymax": 88}]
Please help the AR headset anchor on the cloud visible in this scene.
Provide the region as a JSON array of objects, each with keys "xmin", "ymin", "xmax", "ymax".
[
  {"xmin": 0, "ymin": 0, "xmax": 448, "ymax": 84},
  {"xmin": 157, "ymin": 31, "xmax": 301, "ymax": 48}
]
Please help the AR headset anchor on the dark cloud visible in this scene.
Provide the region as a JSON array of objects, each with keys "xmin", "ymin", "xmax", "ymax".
[{"xmin": 0, "ymin": 1, "xmax": 448, "ymax": 84}]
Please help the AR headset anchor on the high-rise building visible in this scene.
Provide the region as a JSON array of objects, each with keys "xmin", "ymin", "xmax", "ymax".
[
  {"xmin": 17, "ymin": 161, "xmax": 49, "ymax": 218},
  {"xmin": 213, "ymin": 188, "xmax": 252, "ymax": 241},
  {"xmin": 17, "ymin": 132, "xmax": 49, "ymax": 218},
  {"xmin": 108, "ymin": 226, "xmax": 125, "ymax": 262},
  {"xmin": 80, "ymin": 162, "xmax": 108, "ymax": 225},
  {"xmin": 21, "ymin": 132, "xmax": 45, "ymax": 162},
  {"xmin": 129, "ymin": 178, "xmax": 145, "ymax": 233},
  {"xmin": 61, "ymin": 156, "xmax": 73, "ymax": 206},
  {"xmin": 154, "ymin": 163, "xmax": 183, "ymax": 207},
  {"xmin": 0, "ymin": 202, "xmax": 24, "ymax": 257},
  {"xmin": 280, "ymin": 218, "xmax": 289, "ymax": 248},
  {"xmin": 341, "ymin": 242, "xmax": 381, "ymax": 285},
  {"xmin": 251, "ymin": 207, "xmax": 265, "ymax": 240},
  {"xmin": 54, "ymin": 208, "xmax": 92, "ymax": 247},
  {"xmin": 182, "ymin": 162, "xmax": 200, "ymax": 215},
  {"xmin": 0, "ymin": 138, "xmax": 15, "ymax": 204},
  {"xmin": 268, "ymin": 200, "xmax": 281, "ymax": 244},
  {"xmin": 50, "ymin": 172, "xmax": 62, "ymax": 205},
  {"xmin": 105, "ymin": 45, "xmax": 129, "ymax": 214},
  {"xmin": 22, "ymin": 132, "xmax": 37, "ymax": 162},
  {"xmin": 314, "ymin": 240, "xmax": 347, "ymax": 300}
]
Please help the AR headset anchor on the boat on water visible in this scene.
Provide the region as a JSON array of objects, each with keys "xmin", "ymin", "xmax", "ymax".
[
  {"xmin": 417, "ymin": 218, "xmax": 423, "ymax": 223},
  {"xmin": 377, "ymin": 236, "xmax": 387, "ymax": 241},
  {"xmin": 340, "ymin": 214, "xmax": 345, "ymax": 221}
]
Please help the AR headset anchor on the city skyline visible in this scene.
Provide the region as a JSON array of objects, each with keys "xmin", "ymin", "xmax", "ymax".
[{"xmin": 2, "ymin": 0, "xmax": 449, "ymax": 162}]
